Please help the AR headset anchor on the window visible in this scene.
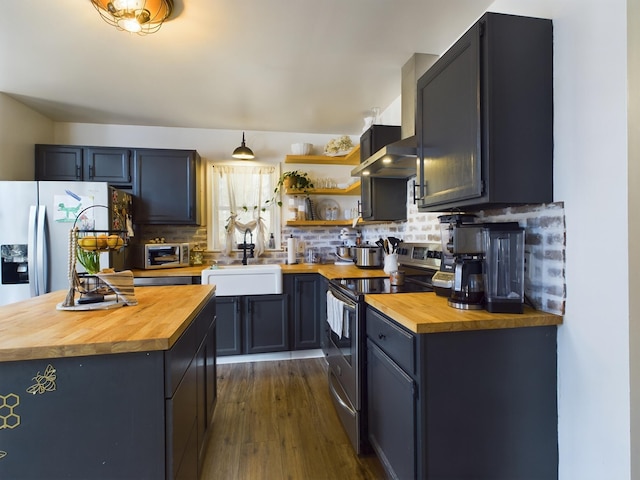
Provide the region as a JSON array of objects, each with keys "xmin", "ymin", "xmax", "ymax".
[{"xmin": 208, "ymin": 164, "xmax": 280, "ymax": 254}]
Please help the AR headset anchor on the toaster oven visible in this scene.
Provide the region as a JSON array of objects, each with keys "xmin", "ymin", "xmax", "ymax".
[{"xmin": 132, "ymin": 243, "xmax": 190, "ymax": 269}]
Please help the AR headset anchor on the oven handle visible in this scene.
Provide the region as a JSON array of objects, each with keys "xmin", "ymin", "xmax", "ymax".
[
  {"xmin": 342, "ymin": 302, "xmax": 356, "ymax": 315},
  {"xmin": 328, "ymin": 370, "xmax": 356, "ymax": 416}
]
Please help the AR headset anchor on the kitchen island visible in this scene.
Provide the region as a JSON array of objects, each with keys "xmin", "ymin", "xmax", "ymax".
[{"xmin": 0, "ymin": 285, "xmax": 216, "ymax": 480}]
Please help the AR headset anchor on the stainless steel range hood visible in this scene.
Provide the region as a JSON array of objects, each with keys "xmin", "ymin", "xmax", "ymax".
[
  {"xmin": 351, "ymin": 53, "xmax": 438, "ymax": 179},
  {"xmin": 351, "ymin": 136, "xmax": 418, "ymax": 177}
]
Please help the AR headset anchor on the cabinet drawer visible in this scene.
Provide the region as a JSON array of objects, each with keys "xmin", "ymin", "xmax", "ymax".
[
  {"xmin": 164, "ymin": 321, "xmax": 197, "ymax": 398},
  {"xmin": 366, "ymin": 308, "xmax": 415, "ymax": 375}
]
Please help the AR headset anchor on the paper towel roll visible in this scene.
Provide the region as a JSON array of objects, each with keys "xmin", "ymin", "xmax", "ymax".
[{"xmin": 287, "ymin": 237, "xmax": 297, "ymax": 264}]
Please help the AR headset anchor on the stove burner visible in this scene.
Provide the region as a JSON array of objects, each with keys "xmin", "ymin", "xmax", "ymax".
[{"xmin": 332, "ymin": 276, "xmax": 433, "ymax": 296}]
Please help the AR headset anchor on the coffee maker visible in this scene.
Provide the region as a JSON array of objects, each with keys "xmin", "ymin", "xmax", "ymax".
[
  {"xmin": 483, "ymin": 222, "xmax": 525, "ymax": 313},
  {"xmin": 448, "ymin": 224, "xmax": 485, "ymax": 310},
  {"xmin": 432, "ymin": 214, "xmax": 477, "ymax": 298}
]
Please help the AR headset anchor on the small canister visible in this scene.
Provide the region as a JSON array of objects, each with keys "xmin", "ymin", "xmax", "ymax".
[{"xmin": 390, "ymin": 270, "xmax": 405, "ymax": 286}]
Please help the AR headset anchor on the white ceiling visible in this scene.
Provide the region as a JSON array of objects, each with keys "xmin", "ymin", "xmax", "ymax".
[{"xmin": 0, "ymin": 0, "xmax": 493, "ymax": 135}]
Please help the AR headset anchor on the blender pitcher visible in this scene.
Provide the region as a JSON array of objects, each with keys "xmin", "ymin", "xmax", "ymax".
[{"xmin": 482, "ymin": 223, "xmax": 525, "ymax": 313}]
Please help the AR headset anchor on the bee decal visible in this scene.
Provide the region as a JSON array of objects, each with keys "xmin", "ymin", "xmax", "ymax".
[{"xmin": 26, "ymin": 364, "xmax": 57, "ymax": 395}]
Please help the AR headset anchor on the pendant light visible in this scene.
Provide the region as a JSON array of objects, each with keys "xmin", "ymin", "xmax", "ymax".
[
  {"xmin": 232, "ymin": 132, "xmax": 255, "ymax": 160},
  {"xmin": 90, "ymin": 0, "xmax": 173, "ymax": 35}
]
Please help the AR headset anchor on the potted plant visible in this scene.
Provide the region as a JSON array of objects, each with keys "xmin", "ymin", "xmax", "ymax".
[
  {"xmin": 279, "ymin": 170, "xmax": 313, "ymax": 190},
  {"xmin": 267, "ymin": 171, "xmax": 314, "ymax": 207}
]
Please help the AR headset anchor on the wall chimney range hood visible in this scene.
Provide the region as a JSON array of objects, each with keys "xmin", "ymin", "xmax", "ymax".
[
  {"xmin": 351, "ymin": 136, "xmax": 418, "ymax": 177},
  {"xmin": 351, "ymin": 53, "xmax": 438, "ymax": 179}
]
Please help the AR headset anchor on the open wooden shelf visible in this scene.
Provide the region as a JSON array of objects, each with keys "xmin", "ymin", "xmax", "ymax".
[
  {"xmin": 285, "ymin": 145, "xmax": 360, "ymax": 165},
  {"xmin": 285, "ymin": 180, "xmax": 361, "ymax": 196}
]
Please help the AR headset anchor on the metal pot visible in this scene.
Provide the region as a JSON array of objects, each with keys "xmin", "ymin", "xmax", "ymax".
[
  {"xmin": 336, "ymin": 245, "xmax": 355, "ymax": 261},
  {"xmin": 354, "ymin": 246, "xmax": 383, "ymax": 268}
]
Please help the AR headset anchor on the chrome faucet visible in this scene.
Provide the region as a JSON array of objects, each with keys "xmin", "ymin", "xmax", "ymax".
[{"xmin": 242, "ymin": 229, "xmax": 254, "ymax": 265}]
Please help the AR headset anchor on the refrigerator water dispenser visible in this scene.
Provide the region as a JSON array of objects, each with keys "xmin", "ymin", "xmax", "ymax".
[{"xmin": 1, "ymin": 244, "xmax": 29, "ymax": 284}]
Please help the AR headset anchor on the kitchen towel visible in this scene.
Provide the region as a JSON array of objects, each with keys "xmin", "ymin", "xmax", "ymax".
[
  {"xmin": 326, "ymin": 290, "xmax": 349, "ymax": 339},
  {"xmin": 96, "ymin": 270, "xmax": 138, "ymax": 306}
]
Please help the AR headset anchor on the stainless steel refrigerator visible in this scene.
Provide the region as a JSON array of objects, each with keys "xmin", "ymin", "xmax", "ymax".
[{"xmin": 0, "ymin": 181, "xmax": 133, "ymax": 306}]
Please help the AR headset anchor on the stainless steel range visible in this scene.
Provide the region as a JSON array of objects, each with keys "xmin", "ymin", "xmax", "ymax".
[{"xmin": 325, "ymin": 242, "xmax": 441, "ymax": 454}]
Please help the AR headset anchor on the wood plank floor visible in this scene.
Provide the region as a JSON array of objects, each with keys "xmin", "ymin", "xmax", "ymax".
[{"xmin": 200, "ymin": 358, "xmax": 387, "ymax": 480}]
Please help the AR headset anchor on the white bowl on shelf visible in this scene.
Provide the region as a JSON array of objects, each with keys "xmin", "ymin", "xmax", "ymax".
[{"xmin": 291, "ymin": 143, "xmax": 312, "ymax": 155}]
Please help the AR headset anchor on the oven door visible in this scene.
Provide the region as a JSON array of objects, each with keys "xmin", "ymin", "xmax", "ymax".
[
  {"xmin": 326, "ymin": 287, "xmax": 360, "ymax": 411},
  {"xmin": 147, "ymin": 245, "xmax": 182, "ymax": 268}
]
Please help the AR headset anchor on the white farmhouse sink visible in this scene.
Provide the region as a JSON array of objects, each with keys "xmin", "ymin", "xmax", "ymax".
[{"xmin": 201, "ymin": 264, "xmax": 283, "ymax": 296}]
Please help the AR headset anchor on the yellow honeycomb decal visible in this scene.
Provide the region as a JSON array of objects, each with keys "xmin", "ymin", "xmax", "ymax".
[{"xmin": 0, "ymin": 393, "xmax": 20, "ymax": 430}]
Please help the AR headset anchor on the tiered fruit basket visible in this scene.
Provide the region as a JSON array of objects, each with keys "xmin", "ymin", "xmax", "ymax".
[{"xmin": 61, "ymin": 206, "xmax": 129, "ymax": 307}]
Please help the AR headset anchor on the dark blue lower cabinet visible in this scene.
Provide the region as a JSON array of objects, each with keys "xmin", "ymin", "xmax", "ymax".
[
  {"xmin": 244, "ymin": 295, "xmax": 289, "ymax": 354},
  {"xmin": 216, "ymin": 294, "xmax": 289, "ymax": 355},
  {"xmin": 0, "ymin": 297, "xmax": 216, "ymax": 480},
  {"xmin": 288, "ymin": 274, "xmax": 324, "ymax": 350},
  {"xmin": 215, "ymin": 275, "xmax": 326, "ymax": 357},
  {"xmin": 366, "ymin": 306, "xmax": 558, "ymax": 480},
  {"xmin": 216, "ymin": 296, "xmax": 243, "ymax": 355},
  {"xmin": 367, "ymin": 339, "xmax": 417, "ymax": 480}
]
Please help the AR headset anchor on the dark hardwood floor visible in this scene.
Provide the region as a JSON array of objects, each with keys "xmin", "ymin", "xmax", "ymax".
[{"xmin": 200, "ymin": 358, "xmax": 386, "ymax": 480}]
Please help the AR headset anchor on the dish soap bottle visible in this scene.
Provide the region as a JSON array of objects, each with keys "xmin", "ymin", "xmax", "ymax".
[{"xmin": 268, "ymin": 233, "xmax": 275, "ymax": 249}]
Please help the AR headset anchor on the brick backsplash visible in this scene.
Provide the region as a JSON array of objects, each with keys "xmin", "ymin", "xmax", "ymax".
[{"xmin": 140, "ymin": 190, "xmax": 566, "ymax": 316}]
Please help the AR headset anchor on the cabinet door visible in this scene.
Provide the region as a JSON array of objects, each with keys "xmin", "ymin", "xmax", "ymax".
[
  {"xmin": 319, "ymin": 276, "xmax": 329, "ymax": 356},
  {"xmin": 35, "ymin": 145, "xmax": 83, "ymax": 181},
  {"xmin": 215, "ymin": 296, "xmax": 243, "ymax": 356},
  {"xmin": 367, "ymin": 339, "xmax": 416, "ymax": 480},
  {"xmin": 360, "ymin": 177, "xmax": 407, "ymax": 221},
  {"xmin": 135, "ymin": 149, "xmax": 200, "ymax": 224},
  {"xmin": 86, "ymin": 147, "xmax": 132, "ymax": 187},
  {"xmin": 417, "ymin": 22, "xmax": 482, "ymax": 209},
  {"xmin": 292, "ymin": 274, "xmax": 322, "ymax": 350},
  {"xmin": 244, "ymin": 294, "xmax": 289, "ymax": 354}
]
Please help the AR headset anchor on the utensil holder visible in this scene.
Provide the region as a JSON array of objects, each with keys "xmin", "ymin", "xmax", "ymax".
[{"xmin": 383, "ymin": 253, "xmax": 398, "ymax": 274}]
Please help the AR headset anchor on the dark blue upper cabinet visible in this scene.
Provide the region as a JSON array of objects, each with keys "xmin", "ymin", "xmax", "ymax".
[{"xmin": 417, "ymin": 13, "xmax": 553, "ymax": 212}]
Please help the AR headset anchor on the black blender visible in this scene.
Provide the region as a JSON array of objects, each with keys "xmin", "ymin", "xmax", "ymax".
[{"xmin": 482, "ymin": 222, "xmax": 526, "ymax": 313}]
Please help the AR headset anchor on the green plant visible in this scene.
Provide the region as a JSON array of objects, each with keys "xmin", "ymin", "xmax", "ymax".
[
  {"xmin": 76, "ymin": 247, "xmax": 100, "ymax": 274},
  {"xmin": 267, "ymin": 171, "xmax": 314, "ymax": 207}
]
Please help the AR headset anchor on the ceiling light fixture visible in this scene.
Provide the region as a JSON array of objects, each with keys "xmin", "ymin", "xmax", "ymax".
[
  {"xmin": 90, "ymin": 0, "xmax": 173, "ymax": 35},
  {"xmin": 232, "ymin": 132, "xmax": 255, "ymax": 160}
]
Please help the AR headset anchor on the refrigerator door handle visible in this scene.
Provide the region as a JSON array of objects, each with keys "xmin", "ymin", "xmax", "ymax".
[
  {"xmin": 36, "ymin": 205, "xmax": 48, "ymax": 296},
  {"xmin": 28, "ymin": 206, "xmax": 38, "ymax": 297}
]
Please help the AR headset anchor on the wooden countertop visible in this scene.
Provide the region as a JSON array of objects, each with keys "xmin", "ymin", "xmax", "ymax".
[
  {"xmin": 128, "ymin": 263, "xmax": 562, "ymax": 334},
  {"xmin": 0, "ymin": 285, "xmax": 215, "ymax": 362},
  {"xmin": 130, "ymin": 266, "xmax": 209, "ymax": 277},
  {"xmin": 132, "ymin": 263, "xmax": 386, "ymax": 280},
  {"xmin": 365, "ymin": 292, "xmax": 562, "ymax": 334},
  {"xmin": 282, "ymin": 263, "xmax": 386, "ymax": 279}
]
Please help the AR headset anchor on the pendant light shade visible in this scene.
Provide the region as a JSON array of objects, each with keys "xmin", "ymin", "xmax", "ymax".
[
  {"xmin": 90, "ymin": 0, "xmax": 173, "ymax": 35},
  {"xmin": 232, "ymin": 132, "xmax": 255, "ymax": 159}
]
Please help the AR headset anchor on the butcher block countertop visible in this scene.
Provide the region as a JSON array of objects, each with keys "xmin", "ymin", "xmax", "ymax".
[
  {"xmin": 131, "ymin": 263, "xmax": 385, "ymax": 280},
  {"xmin": 282, "ymin": 263, "xmax": 386, "ymax": 279},
  {"xmin": 365, "ymin": 292, "xmax": 562, "ymax": 334},
  {"xmin": 128, "ymin": 263, "xmax": 562, "ymax": 334},
  {"xmin": 0, "ymin": 285, "xmax": 215, "ymax": 363},
  {"xmin": 130, "ymin": 266, "xmax": 209, "ymax": 277}
]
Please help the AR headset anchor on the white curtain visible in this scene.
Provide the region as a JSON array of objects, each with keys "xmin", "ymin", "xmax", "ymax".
[{"xmin": 215, "ymin": 165, "xmax": 275, "ymax": 257}]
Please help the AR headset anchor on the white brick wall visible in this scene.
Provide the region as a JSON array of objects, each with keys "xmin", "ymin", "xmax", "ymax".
[{"xmin": 142, "ymin": 185, "xmax": 566, "ymax": 316}]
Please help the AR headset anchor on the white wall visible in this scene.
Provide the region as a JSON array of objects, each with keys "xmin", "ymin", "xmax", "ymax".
[
  {"xmin": 53, "ymin": 123, "xmax": 356, "ymax": 167},
  {"xmin": 490, "ymin": 0, "xmax": 632, "ymax": 479},
  {"xmin": 627, "ymin": 1, "xmax": 640, "ymax": 477},
  {"xmin": 0, "ymin": 93, "xmax": 54, "ymax": 180}
]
